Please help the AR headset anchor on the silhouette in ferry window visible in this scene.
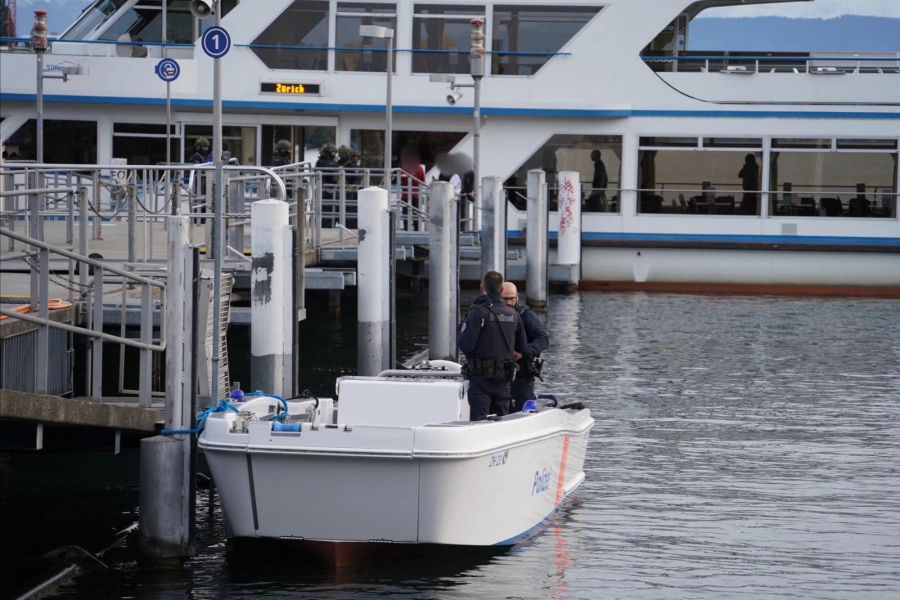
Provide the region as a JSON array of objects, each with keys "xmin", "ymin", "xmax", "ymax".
[
  {"xmin": 586, "ymin": 149, "xmax": 608, "ymax": 212},
  {"xmin": 738, "ymin": 153, "xmax": 760, "ymax": 215}
]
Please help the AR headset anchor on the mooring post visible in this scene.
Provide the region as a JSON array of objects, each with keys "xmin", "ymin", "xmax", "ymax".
[
  {"xmin": 428, "ymin": 181, "xmax": 459, "ymax": 362},
  {"xmin": 480, "ymin": 176, "xmax": 507, "ymax": 276},
  {"xmin": 556, "ymin": 170, "xmax": 582, "ymax": 292},
  {"xmin": 250, "ymin": 199, "xmax": 293, "ymax": 397},
  {"xmin": 526, "ymin": 169, "xmax": 549, "ymax": 308},
  {"xmin": 357, "ymin": 186, "xmax": 390, "ymax": 376},
  {"xmin": 139, "ymin": 216, "xmax": 194, "ymax": 558}
]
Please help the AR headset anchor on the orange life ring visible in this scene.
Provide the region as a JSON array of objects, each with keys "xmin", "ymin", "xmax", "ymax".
[{"xmin": 0, "ymin": 299, "xmax": 74, "ymax": 320}]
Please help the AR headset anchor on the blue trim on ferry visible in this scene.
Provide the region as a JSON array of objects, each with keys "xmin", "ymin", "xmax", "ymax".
[
  {"xmin": 1, "ymin": 93, "xmax": 898, "ymax": 120},
  {"xmin": 507, "ymin": 231, "xmax": 900, "ymax": 247}
]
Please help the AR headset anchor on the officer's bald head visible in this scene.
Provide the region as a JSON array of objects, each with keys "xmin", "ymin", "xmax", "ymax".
[
  {"xmin": 482, "ymin": 271, "xmax": 503, "ymax": 295},
  {"xmin": 501, "ymin": 282, "xmax": 519, "ymax": 307}
]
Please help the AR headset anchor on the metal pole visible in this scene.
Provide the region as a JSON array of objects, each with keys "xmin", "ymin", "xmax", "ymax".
[
  {"xmin": 384, "ymin": 35, "xmax": 393, "ymax": 188},
  {"xmin": 36, "ymin": 52, "xmax": 44, "ymax": 163},
  {"xmin": 211, "ymin": 6, "xmax": 224, "ymax": 405},
  {"xmin": 139, "ymin": 284, "xmax": 152, "ymax": 407},
  {"xmin": 473, "ymin": 75, "xmax": 482, "ymax": 231},
  {"xmin": 92, "ymin": 268, "xmax": 103, "ymax": 400},
  {"xmin": 36, "ymin": 248, "xmax": 50, "ymax": 394},
  {"xmin": 526, "ymin": 169, "xmax": 549, "ymax": 309},
  {"xmin": 428, "ymin": 181, "xmax": 458, "ymax": 361},
  {"xmin": 480, "ymin": 176, "xmax": 506, "ymax": 276},
  {"xmin": 163, "ymin": 0, "xmax": 172, "ymax": 168},
  {"xmin": 165, "ymin": 216, "xmax": 188, "ymax": 430}
]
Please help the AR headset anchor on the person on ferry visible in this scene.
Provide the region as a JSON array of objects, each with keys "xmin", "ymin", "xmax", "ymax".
[
  {"xmin": 270, "ymin": 139, "xmax": 292, "ymax": 167},
  {"xmin": 587, "ymin": 149, "xmax": 608, "ymax": 212},
  {"xmin": 739, "ymin": 153, "xmax": 760, "ymax": 215},
  {"xmin": 458, "ymin": 271, "xmax": 530, "ymax": 421},
  {"xmin": 501, "ymin": 282, "xmax": 550, "ymax": 412},
  {"xmin": 189, "ymin": 138, "xmax": 211, "ymax": 164}
]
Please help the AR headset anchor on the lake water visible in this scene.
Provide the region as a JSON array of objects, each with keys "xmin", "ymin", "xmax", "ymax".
[{"xmin": 6, "ymin": 291, "xmax": 900, "ymax": 599}]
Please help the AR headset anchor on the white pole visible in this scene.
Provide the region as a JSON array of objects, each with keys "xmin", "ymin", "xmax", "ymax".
[
  {"xmin": 480, "ymin": 176, "xmax": 506, "ymax": 276},
  {"xmin": 357, "ymin": 186, "xmax": 390, "ymax": 376},
  {"xmin": 428, "ymin": 181, "xmax": 458, "ymax": 361},
  {"xmin": 250, "ymin": 199, "xmax": 291, "ymax": 396},
  {"xmin": 557, "ymin": 170, "xmax": 582, "ymax": 291},
  {"xmin": 526, "ymin": 169, "xmax": 549, "ymax": 308}
]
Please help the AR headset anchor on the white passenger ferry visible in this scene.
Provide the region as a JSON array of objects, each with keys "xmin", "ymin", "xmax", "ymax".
[{"xmin": 1, "ymin": 0, "xmax": 898, "ymax": 294}]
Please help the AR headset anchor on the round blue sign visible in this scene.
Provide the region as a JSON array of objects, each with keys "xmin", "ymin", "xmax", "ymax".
[
  {"xmin": 201, "ymin": 26, "xmax": 231, "ymax": 59},
  {"xmin": 155, "ymin": 58, "xmax": 180, "ymax": 82}
]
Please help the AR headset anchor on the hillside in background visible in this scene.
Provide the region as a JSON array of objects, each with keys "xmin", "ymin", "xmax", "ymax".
[{"xmin": 690, "ymin": 16, "xmax": 900, "ymax": 53}]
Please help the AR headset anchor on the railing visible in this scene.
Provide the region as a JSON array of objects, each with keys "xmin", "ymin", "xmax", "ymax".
[
  {"xmin": 643, "ymin": 51, "xmax": 900, "ymax": 75},
  {"xmin": 0, "ymin": 225, "xmax": 166, "ymax": 405}
]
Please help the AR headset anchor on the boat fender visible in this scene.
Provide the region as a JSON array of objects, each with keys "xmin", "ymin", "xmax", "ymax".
[
  {"xmin": 273, "ymin": 421, "xmax": 301, "ymax": 433},
  {"xmin": 559, "ymin": 402, "xmax": 585, "ymax": 411}
]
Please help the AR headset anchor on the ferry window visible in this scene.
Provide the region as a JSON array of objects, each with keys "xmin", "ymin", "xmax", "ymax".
[
  {"xmin": 836, "ymin": 139, "xmax": 899, "ymax": 151},
  {"xmin": 251, "ymin": 0, "xmax": 329, "ymax": 71},
  {"xmin": 113, "ymin": 122, "xmax": 179, "ymax": 165},
  {"xmin": 336, "ymin": 3, "xmax": 397, "ymax": 72},
  {"xmin": 185, "ymin": 125, "xmax": 258, "ymax": 165},
  {"xmin": 4, "ymin": 119, "xmax": 97, "ymax": 164},
  {"xmin": 703, "ymin": 138, "xmax": 762, "ymax": 149},
  {"xmin": 412, "ymin": 4, "xmax": 485, "ymax": 74},
  {"xmin": 638, "ymin": 148, "xmax": 762, "ymax": 216},
  {"xmin": 505, "ymin": 134, "xmax": 622, "ymax": 213},
  {"xmin": 491, "ymin": 6, "xmax": 600, "ymax": 76},
  {"xmin": 771, "ymin": 138, "xmax": 832, "ymax": 150},
  {"xmin": 260, "ymin": 125, "xmax": 336, "ymax": 166},
  {"xmin": 349, "ymin": 129, "xmax": 466, "ymax": 171},
  {"xmin": 770, "ymin": 150, "xmax": 897, "ymax": 219},
  {"xmin": 639, "ymin": 136, "xmax": 697, "ymax": 148}
]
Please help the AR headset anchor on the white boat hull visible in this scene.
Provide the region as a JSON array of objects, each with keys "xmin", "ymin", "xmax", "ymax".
[{"xmin": 199, "ymin": 385, "xmax": 592, "ymax": 547}]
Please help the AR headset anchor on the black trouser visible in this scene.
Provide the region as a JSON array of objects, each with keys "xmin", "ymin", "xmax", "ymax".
[
  {"xmin": 468, "ymin": 376, "xmax": 511, "ymax": 421},
  {"xmin": 510, "ymin": 377, "xmax": 535, "ymax": 412}
]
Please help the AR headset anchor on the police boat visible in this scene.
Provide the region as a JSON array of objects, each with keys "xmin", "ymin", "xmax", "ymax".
[{"xmin": 197, "ymin": 360, "xmax": 593, "ymax": 565}]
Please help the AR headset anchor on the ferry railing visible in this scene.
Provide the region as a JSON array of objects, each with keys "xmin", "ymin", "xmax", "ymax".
[
  {"xmin": 637, "ymin": 184, "xmax": 897, "ymax": 218},
  {"xmin": 0, "ymin": 225, "xmax": 166, "ymax": 406},
  {"xmin": 505, "ymin": 184, "xmax": 623, "ymax": 213},
  {"xmin": 642, "ymin": 52, "xmax": 900, "ymax": 75}
]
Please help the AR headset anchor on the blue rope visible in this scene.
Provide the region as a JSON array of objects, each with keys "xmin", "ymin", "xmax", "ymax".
[{"xmin": 161, "ymin": 399, "xmax": 238, "ymax": 436}]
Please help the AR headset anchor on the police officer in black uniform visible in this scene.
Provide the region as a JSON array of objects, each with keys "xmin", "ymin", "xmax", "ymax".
[
  {"xmin": 502, "ymin": 281, "xmax": 550, "ymax": 411},
  {"xmin": 458, "ymin": 271, "xmax": 530, "ymax": 421}
]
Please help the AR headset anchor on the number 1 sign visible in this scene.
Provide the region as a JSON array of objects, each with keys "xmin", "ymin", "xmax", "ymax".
[{"xmin": 201, "ymin": 26, "xmax": 231, "ymax": 59}]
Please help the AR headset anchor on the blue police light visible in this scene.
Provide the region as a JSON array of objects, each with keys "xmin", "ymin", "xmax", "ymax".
[
  {"xmin": 230, "ymin": 389, "xmax": 245, "ymax": 402},
  {"xmin": 522, "ymin": 400, "xmax": 538, "ymax": 413}
]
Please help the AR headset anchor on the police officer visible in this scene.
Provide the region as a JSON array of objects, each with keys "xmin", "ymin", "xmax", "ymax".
[
  {"xmin": 189, "ymin": 137, "xmax": 211, "ymax": 164},
  {"xmin": 458, "ymin": 271, "xmax": 530, "ymax": 421},
  {"xmin": 271, "ymin": 139, "xmax": 292, "ymax": 166},
  {"xmin": 502, "ymin": 282, "xmax": 549, "ymax": 411}
]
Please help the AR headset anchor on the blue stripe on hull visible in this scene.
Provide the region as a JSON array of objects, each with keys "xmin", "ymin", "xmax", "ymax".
[{"xmin": 2, "ymin": 93, "xmax": 898, "ymax": 120}]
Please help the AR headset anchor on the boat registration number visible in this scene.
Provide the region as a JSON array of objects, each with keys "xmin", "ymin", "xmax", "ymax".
[{"xmin": 488, "ymin": 450, "xmax": 509, "ymax": 468}]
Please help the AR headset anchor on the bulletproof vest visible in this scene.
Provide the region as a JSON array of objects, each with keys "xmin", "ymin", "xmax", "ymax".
[{"xmin": 472, "ymin": 302, "xmax": 519, "ymax": 360}]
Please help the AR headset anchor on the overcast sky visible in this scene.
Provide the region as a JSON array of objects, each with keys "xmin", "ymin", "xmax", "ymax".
[{"xmin": 700, "ymin": 1, "xmax": 898, "ymax": 19}]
